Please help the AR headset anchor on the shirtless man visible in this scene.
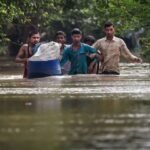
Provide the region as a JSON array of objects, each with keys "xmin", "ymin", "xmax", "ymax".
[{"xmin": 15, "ymin": 30, "xmax": 40, "ymax": 78}]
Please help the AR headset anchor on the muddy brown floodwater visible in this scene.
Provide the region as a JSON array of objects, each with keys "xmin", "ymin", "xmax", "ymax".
[{"xmin": 0, "ymin": 57, "xmax": 150, "ymax": 150}]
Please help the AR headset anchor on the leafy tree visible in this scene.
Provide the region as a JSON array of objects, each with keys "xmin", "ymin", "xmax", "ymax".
[{"xmin": 0, "ymin": 0, "xmax": 150, "ymax": 60}]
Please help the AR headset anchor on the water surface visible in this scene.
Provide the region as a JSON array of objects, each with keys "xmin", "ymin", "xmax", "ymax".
[{"xmin": 0, "ymin": 59, "xmax": 150, "ymax": 150}]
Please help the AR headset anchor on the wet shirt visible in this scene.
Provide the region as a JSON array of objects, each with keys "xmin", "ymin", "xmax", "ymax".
[
  {"xmin": 60, "ymin": 43, "xmax": 96, "ymax": 75},
  {"xmin": 93, "ymin": 36, "xmax": 136, "ymax": 74}
]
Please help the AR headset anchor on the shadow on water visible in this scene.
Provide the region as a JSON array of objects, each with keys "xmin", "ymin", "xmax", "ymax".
[{"xmin": 0, "ymin": 58, "xmax": 150, "ymax": 150}]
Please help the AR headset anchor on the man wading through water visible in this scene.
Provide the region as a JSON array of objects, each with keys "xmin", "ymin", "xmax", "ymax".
[
  {"xmin": 55, "ymin": 31, "xmax": 70, "ymax": 74},
  {"xmin": 83, "ymin": 35, "xmax": 99, "ymax": 74},
  {"xmin": 93, "ymin": 22, "xmax": 142, "ymax": 75},
  {"xmin": 15, "ymin": 30, "xmax": 40, "ymax": 78},
  {"xmin": 60, "ymin": 28, "xmax": 100, "ymax": 75}
]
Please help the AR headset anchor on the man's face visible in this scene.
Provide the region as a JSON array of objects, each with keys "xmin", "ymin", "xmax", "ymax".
[
  {"xmin": 72, "ymin": 34, "xmax": 82, "ymax": 44},
  {"xmin": 104, "ymin": 25, "xmax": 115, "ymax": 38},
  {"xmin": 30, "ymin": 33, "xmax": 40, "ymax": 45},
  {"xmin": 56, "ymin": 35, "xmax": 66, "ymax": 44}
]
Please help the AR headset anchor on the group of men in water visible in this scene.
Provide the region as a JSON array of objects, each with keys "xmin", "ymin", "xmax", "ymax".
[{"xmin": 16, "ymin": 22, "xmax": 142, "ymax": 78}]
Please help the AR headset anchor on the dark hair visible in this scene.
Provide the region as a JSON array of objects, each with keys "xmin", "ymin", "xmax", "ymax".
[
  {"xmin": 84, "ymin": 35, "xmax": 96, "ymax": 44},
  {"xmin": 28, "ymin": 30, "xmax": 39, "ymax": 38},
  {"xmin": 55, "ymin": 31, "xmax": 66, "ymax": 38},
  {"xmin": 71, "ymin": 28, "xmax": 82, "ymax": 35},
  {"xmin": 104, "ymin": 22, "xmax": 114, "ymax": 28}
]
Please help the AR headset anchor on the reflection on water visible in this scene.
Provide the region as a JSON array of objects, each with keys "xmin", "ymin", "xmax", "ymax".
[{"xmin": 0, "ymin": 60, "xmax": 150, "ymax": 150}]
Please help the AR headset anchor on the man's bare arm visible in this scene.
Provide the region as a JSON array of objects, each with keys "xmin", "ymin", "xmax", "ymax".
[{"xmin": 15, "ymin": 45, "xmax": 28, "ymax": 63}]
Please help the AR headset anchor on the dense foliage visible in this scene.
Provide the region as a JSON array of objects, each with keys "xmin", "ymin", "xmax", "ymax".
[{"xmin": 0, "ymin": 0, "xmax": 150, "ymax": 60}]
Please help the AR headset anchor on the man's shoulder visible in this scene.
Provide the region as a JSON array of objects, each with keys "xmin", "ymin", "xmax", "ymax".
[
  {"xmin": 95, "ymin": 37, "xmax": 106, "ymax": 43},
  {"xmin": 81, "ymin": 43, "xmax": 91, "ymax": 48},
  {"xmin": 81, "ymin": 43, "xmax": 94, "ymax": 51},
  {"xmin": 19, "ymin": 44, "xmax": 28, "ymax": 51},
  {"xmin": 82, "ymin": 43, "xmax": 95, "ymax": 49},
  {"xmin": 63, "ymin": 45, "xmax": 72, "ymax": 53},
  {"xmin": 64, "ymin": 44, "xmax": 70, "ymax": 48},
  {"xmin": 113, "ymin": 37, "xmax": 126, "ymax": 45},
  {"xmin": 20, "ymin": 43, "xmax": 28, "ymax": 49},
  {"xmin": 22, "ymin": 43, "xmax": 28, "ymax": 47},
  {"xmin": 113, "ymin": 36, "xmax": 123, "ymax": 41},
  {"xmin": 64, "ymin": 45, "xmax": 71, "ymax": 50},
  {"xmin": 96, "ymin": 36, "xmax": 123, "ymax": 42}
]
